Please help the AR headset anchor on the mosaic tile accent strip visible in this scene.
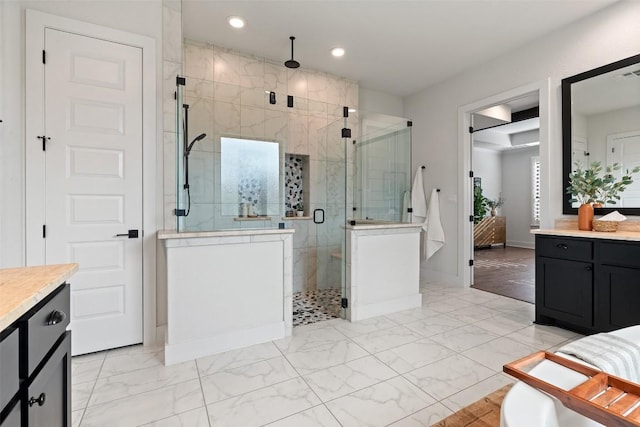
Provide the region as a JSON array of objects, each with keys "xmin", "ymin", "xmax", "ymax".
[
  {"xmin": 285, "ymin": 155, "xmax": 304, "ymax": 211},
  {"xmin": 293, "ymin": 288, "xmax": 342, "ymax": 326}
]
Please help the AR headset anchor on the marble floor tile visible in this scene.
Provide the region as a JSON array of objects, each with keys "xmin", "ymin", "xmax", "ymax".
[
  {"xmin": 456, "ymin": 290, "xmax": 503, "ymax": 304},
  {"xmin": 403, "ymin": 354, "xmax": 495, "ymax": 401},
  {"xmin": 89, "ymin": 361, "xmax": 198, "ymax": 406},
  {"xmin": 282, "ymin": 338, "xmax": 369, "ymax": 375},
  {"xmin": 404, "ymin": 314, "xmax": 466, "ymax": 337},
  {"xmin": 375, "ymin": 338, "xmax": 457, "ymax": 374},
  {"xmin": 440, "ymin": 373, "xmax": 514, "ymax": 412},
  {"xmin": 265, "ymin": 405, "xmax": 341, "ymax": 426},
  {"xmin": 196, "ymin": 341, "xmax": 281, "ymax": 376},
  {"xmin": 200, "ymin": 356, "xmax": 299, "ymax": 404},
  {"xmin": 473, "ymin": 313, "xmax": 531, "ymax": 336},
  {"xmin": 99, "ymin": 349, "xmax": 164, "ymax": 379},
  {"xmin": 351, "ymin": 325, "xmax": 423, "ymax": 353},
  {"xmin": 506, "ymin": 324, "xmax": 578, "ymax": 350},
  {"xmin": 387, "ymin": 402, "xmax": 453, "ymax": 426},
  {"xmin": 303, "ymin": 355, "xmax": 396, "ymax": 401},
  {"xmin": 207, "ymin": 377, "xmax": 321, "ymax": 427},
  {"xmin": 72, "ymin": 409, "xmax": 84, "ymax": 427},
  {"xmin": 72, "ymin": 381, "xmax": 94, "ymax": 411},
  {"xmin": 139, "ymin": 406, "xmax": 210, "ymax": 427},
  {"xmin": 72, "ymin": 358, "xmax": 103, "ymax": 385},
  {"xmin": 428, "ymin": 324, "xmax": 499, "ymax": 352},
  {"xmin": 275, "ymin": 326, "xmax": 349, "ymax": 353},
  {"xmin": 329, "ymin": 316, "xmax": 398, "ymax": 338},
  {"xmin": 462, "ymin": 336, "xmax": 538, "ymax": 372},
  {"xmin": 326, "ymin": 376, "xmax": 436, "ymax": 427},
  {"xmin": 423, "ymin": 298, "xmax": 472, "ymax": 314},
  {"xmin": 446, "ymin": 304, "xmax": 496, "ymax": 323},
  {"xmin": 383, "ymin": 307, "xmax": 439, "ymax": 325},
  {"xmin": 81, "ymin": 379, "xmax": 204, "ymax": 427}
]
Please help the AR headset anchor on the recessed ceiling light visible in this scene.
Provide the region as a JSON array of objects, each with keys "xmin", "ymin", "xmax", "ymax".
[
  {"xmin": 227, "ymin": 16, "xmax": 245, "ymax": 29},
  {"xmin": 331, "ymin": 47, "xmax": 345, "ymax": 57}
]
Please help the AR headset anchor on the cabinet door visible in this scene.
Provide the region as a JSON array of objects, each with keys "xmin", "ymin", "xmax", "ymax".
[
  {"xmin": 0, "ymin": 402, "xmax": 20, "ymax": 427},
  {"xmin": 25, "ymin": 332, "xmax": 71, "ymax": 427},
  {"xmin": 536, "ymin": 257, "xmax": 593, "ymax": 328},
  {"xmin": 596, "ymin": 265, "xmax": 640, "ymax": 331}
]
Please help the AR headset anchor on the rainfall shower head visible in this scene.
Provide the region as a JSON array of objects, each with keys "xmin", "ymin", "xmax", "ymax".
[
  {"xmin": 284, "ymin": 36, "xmax": 300, "ymax": 69},
  {"xmin": 186, "ymin": 133, "xmax": 206, "ymax": 155}
]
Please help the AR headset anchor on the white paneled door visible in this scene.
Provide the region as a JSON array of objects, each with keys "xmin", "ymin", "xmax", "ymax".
[
  {"xmin": 607, "ymin": 132, "xmax": 640, "ymax": 207},
  {"xmin": 44, "ymin": 28, "xmax": 143, "ymax": 355}
]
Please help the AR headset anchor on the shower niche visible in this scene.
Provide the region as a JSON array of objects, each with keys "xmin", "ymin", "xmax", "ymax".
[{"xmin": 284, "ymin": 154, "xmax": 310, "ymax": 218}]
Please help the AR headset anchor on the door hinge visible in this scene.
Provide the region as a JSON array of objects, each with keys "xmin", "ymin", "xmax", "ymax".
[
  {"xmin": 37, "ymin": 135, "xmax": 51, "ymax": 151},
  {"xmin": 469, "ymin": 215, "xmax": 474, "ymax": 222},
  {"xmin": 611, "ymin": 147, "xmax": 615, "ymax": 153},
  {"xmin": 341, "ymin": 298, "xmax": 348, "ymax": 308},
  {"xmin": 469, "ymin": 170, "xmax": 474, "ymax": 178},
  {"xmin": 42, "ymin": 225, "xmax": 46, "ymax": 238},
  {"xmin": 469, "ymin": 259, "xmax": 474, "ymax": 266},
  {"xmin": 42, "ymin": 50, "xmax": 46, "ymax": 64}
]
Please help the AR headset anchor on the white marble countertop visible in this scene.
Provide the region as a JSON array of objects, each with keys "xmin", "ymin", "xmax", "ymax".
[
  {"xmin": 158, "ymin": 228, "xmax": 295, "ymax": 240},
  {"xmin": 0, "ymin": 263, "xmax": 78, "ymax": 331},
  {"xmin": 533, "ymin": 228, "xmax": 640, "ymax": 241}
]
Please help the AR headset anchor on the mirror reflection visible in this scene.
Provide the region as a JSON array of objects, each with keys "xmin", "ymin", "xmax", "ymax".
[{"xmin": 564, "ymin": 55, "xmax": 640, "ymax": 212}]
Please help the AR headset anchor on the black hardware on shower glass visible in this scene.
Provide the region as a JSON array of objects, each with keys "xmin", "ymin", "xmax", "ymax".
[
  {"xmin": 341, "ymin": 128, "xmax": 351, "ymax": 138},
  {"xmin": 287, "ymin": 95, "xmax": 294, "ymax": 108},
  {"xmin": 269, "ymin": 91, "xmax": 276, "ymax": 104},
  {"xmin": 343, "ymin": 106, "xmax": 349, "ymax": 118}
]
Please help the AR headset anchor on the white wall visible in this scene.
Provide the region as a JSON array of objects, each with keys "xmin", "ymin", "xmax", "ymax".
[
  {"xmin": 0, "ymin": 0, "xmax": 164, "ymax": 268},
  {"xmin": 472, "ymin": 148, "xmax": 502, "ymax": 202},
  {"xmin": 405, "ymin": 1, "xmax": 640, "ymax": 283},
  {"xmin": 359, "ymin": 87, "xmax": 404, "ymax": 117},
  {"xmin": 502, "ymin": 146, "xmax": 539, "ymax": 248}
]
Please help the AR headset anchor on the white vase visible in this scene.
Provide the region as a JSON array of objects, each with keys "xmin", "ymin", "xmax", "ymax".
[{"xmin": 296, "ymin": 211, "xmax": 304, "ymax": 217}]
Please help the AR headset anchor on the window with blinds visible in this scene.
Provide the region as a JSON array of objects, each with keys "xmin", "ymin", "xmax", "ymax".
[{"xmin": 531, "ymin": 156, "xmax": 541, "ymax": 226}]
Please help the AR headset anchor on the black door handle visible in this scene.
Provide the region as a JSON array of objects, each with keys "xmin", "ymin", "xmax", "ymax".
[
  {"xmin": 115, "ymin": 229, "xmax": 139, "ymax": 238},
  {"xmin": 28, "ymin": 393, "xmax": 46, "ymax": 407},
  {"xmin": 47, "ymin": 310, "xmax": 66, "ymax": 325}
]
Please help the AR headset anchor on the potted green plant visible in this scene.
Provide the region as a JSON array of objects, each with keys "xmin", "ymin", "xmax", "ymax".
[
  {"xmin": 567, "ymin": 161, "xmax": 640, "ymax": 230},
  {"xmin": 486, "ymin": 197, "xmax": 505, "ymax": 216},
  {"xmin": 473, "ymin": 185, "xmax": 488, "ymax": 224},
  {"xmin": 295, "ymin": 202, "xmax": 304, "ymax": 217}
]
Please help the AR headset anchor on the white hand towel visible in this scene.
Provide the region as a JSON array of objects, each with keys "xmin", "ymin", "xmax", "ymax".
[
  {"xmin": 411, "ymin": 169, "xmax": 427, "ymax": 224},
  {"xmin": 425, "ymin": 189, "xmax": 445, "ymax": 259},
  {"xmin": 600, "ymin": 210, "xmax": 627, "ymax": 222}
]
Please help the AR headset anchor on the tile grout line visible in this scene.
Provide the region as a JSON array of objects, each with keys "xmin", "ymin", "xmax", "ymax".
[{"xmin": 195, "ymin": 358, "xmax": 214, "ymax": 427}]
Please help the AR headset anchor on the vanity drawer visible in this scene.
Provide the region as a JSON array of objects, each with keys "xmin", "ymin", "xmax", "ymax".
[
  {"xmin": 20, "ymin": 284, "xmax": 70, "ymax": 379},
  {"xmin": 0, "ymin": 328, "xmax": 19, "ymax": 411},
  {"xmin": 536, "ymin": 236, "xmax": 593, "ymax": 261},
  {"xmin": 599, "ymin": 241, "xmax": 640, "ymax": 268}
]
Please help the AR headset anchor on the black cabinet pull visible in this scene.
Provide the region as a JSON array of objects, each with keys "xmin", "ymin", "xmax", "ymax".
[
  {"xmin": 28, "ymin": 393, "xmax": 46, "ymax": 407},
  {"xmin": 47, "ymin": 310, "xmax": 66, "ymax": 325},
  {"xmin": 585, "ymin": 266, "xmax": 593, "ymax": 271},
  {"xmin": 556, "ymin": 243, "xmax": 568, "ymax": 249}
]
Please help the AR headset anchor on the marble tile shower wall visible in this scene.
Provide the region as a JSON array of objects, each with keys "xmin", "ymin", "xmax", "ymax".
[{"xmin": 181, "ymin": 39, "xmax": 358, "ymax": 293}]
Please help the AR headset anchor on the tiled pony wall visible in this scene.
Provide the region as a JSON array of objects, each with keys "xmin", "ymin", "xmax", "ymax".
[{"xmin": 180, "ymin": 38, "xmax": 358, "ymax": 292}]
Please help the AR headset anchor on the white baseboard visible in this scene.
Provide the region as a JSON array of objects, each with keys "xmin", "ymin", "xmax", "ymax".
[
  {"xmin": 349, "ymin": 294, "xmax": 422, "ymax": 322},
  {"xmin": 164, "ymin": 322, "xmax": 287, "ymax": 365}
]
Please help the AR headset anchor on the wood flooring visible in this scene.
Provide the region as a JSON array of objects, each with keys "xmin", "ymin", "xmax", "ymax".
[{"xmin": 472, "ymin": 246, "xmax": 535, "ymax": 304}]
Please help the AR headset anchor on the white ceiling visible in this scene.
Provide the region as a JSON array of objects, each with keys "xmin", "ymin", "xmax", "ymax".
[{"xmin": 182, "ymin": 0, "xmax": 618, "ymax": 97}]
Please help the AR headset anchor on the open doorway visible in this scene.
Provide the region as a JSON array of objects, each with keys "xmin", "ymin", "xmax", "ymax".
[{"xmin": 470, "ymin": 94, "xmax": 539, "ymax": 303}]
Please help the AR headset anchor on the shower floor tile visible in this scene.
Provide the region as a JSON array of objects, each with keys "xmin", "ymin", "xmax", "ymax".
[{"xmin": 293, "ymin": 288, "xmax": 342, "ymax": 326}]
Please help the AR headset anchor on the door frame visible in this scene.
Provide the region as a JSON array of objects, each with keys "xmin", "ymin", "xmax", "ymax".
[
  {"xmin": 457, "ymin": 79, "xmax": 551, "ymax": 287},
  {"xmin": 25, "ymin": 10, "xmax": 157, "ymax": 346}
]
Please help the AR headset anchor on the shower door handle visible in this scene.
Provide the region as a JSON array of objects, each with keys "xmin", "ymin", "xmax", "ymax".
[{"xmin": 313, "ymin": 209, "xmax": 325, "ymax": 224}]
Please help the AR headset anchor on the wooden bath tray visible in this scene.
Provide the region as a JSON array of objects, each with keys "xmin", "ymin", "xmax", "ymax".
[{"xmin": 504, "ymin": 351, "xmax": 640, "ymax": 427}]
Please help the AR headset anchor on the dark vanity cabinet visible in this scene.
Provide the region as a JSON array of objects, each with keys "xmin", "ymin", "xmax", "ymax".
[
  {"xmin": 0, "ymin": 284, "xmax": 71, "ymax": 427},
  {"xmin": 536, "ymin": 234, "xmax": 640, "ymax": 334}
]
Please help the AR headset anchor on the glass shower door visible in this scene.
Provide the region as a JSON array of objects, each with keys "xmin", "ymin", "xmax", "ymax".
[{"xmin": 313, "ymin": 113, "xmax": 349, "ymax": 319}]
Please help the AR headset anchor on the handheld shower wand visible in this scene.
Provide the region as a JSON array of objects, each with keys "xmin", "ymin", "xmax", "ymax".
[{"xmin": 183, "ymin": 132, "xmax": 206, "ymax": 216}]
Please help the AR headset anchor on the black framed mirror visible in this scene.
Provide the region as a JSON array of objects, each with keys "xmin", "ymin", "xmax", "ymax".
[{"xmin": 562, "ymin": 53, "xmax": 640, "ymax": 215}]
